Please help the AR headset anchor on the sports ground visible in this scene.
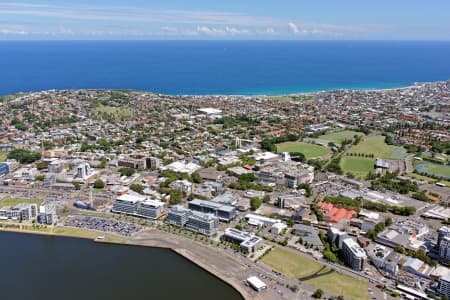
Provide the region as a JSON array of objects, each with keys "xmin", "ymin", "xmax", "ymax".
[
  {"xmin": 276, "ymin": 142, "xmax": 329, "ymax": 159},
  {"xmin": 261, "ymin": 247, "xmax": 370, "ymax": 300}
]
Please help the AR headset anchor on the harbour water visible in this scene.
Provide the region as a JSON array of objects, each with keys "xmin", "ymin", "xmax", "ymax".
[
  {"xmin": 0, "ymin": 231, "xmax": 243, "ymax": 300},
  {"xmin": 1, "ymin": 40, "xmax": 450, "ymax": 96}
]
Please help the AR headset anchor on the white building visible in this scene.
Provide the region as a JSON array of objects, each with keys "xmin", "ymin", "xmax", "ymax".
[
  {"xmin": 112, "ymin": 194, "xmax": 165, "ymax": 219},
  {"xmin": 342, "ymin": 238, "xmax": 367, "ymax": 271},
  {"xmin": 271, "ymin": 222, "xmax": 288, "ymax": 235},
  {"xmin": 247, "ymin": 276, "xmax": 267, "ymax": 292},
  {"xmin": 222, "ymin": 228, "xmax": 263, "ymax": 253}
]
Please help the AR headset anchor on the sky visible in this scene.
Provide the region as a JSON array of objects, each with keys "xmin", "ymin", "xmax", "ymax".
[{"xmin": 1, "ymin": 0, "xmax": 450, "ymax": 40}]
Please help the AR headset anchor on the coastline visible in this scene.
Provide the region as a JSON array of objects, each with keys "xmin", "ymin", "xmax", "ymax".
[
  {"xmin": 0, "ymin": 226, "xmax": 254, "ymax": 300},
  {"xmin": 2, "ymin": 78, "xmax": 448, "ymax": 98}
]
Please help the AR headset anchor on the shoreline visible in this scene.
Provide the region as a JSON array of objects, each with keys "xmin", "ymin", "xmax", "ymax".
[
  {"xmin": 0, "ymin": 226, "xmax": 253, "ymax": 300},
  {"xmin": 2, "ymin": 79, "xmax": 448, "ymax": 98}
]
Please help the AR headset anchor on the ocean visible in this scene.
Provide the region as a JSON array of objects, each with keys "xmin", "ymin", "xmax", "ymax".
[{"xmin": 1, "ymin": 40, "xmax": 450, "ymax": 96}]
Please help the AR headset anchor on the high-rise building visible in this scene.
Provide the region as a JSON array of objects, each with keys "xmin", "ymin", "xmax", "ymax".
[
  {"xmin": 135, "ymin": 200, "xmax": 165, "ymax": 219},
  {"xmin": 76, "ymin": 163, "xmax": 91, "ymax": 179},
  {"xmin": 38, "ymin": 205, "xmax": 57, "ymax": 225},
  {"xmin": 438, "ymin": 274, "xmax": 450, "ymax": 297},
  {"xmin": 342, "ymin": 238, "xmax": 367, "ymax": 271},
  {"xmin": 439, "ymin": 236, "xmax": 450, "ymax": 262},
  {"xmin": 188, "ymin": 199, "xmax": 236, "ymax": 222},
  {"xmin": 167, "ymin": 205, "xmax": 191, "ymax": 227},
  {"xmin": 185, "ymin": 211, "xmax": 219, "ymax": 236},
  {"xmin": 112, "ymin": 194, "xmax": 165, "ymax": 219}
]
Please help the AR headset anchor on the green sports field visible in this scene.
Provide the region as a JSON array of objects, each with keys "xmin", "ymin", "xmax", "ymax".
[
  {"xmin": 347, "ymin": 135, "xmax": 406, "ymax": 160},
  {"xmin": 261, "ymin": 248, "xmax": 369, "ymax": 300},
  {"xmin": 416, "ymin": 163, "xmax": 450, "ymax": 179},
  {"xmin": 309, "ymin": 130, "xmax": 363, "ymax": 146},
  {"xmin": 276, "ymin": 142, "xmax": 329, "ymax": 159},
  {"xmin": 0, "ymin": 196, "xmax": 42, "ymax": 208},
  {"xmin": 340, "ymin": 156, "xmax": 375, "ymax": 179}
]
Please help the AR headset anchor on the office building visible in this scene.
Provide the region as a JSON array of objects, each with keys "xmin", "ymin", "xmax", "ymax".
[
  {"xmin": 188, "ymin": 199, "xmax": 236, "ymax": 222},
  {"xmin": 438, "ymin": 227, "xmax": 450, "ymax": 248},
  {"xmin": 112, "ymin": 194, "xmax": 165, "ymax": 219},
  {"xmin": 185, "ymin": 211, "xmax": 219, "ymax": 236},
  {"xmin": 38, "ymin": 205, "xmax": 57, "ymax": 225},
  {"xmin": 76, "ymin": 163, "xmax": 91, "ymax": 179},
  {"xmin": 167, "ymin": 205, "xmax": 191, "ymax": 227},
  {"xmin": 438, "ymin": 274, "xmax": 450, "ymax": 297},
  {"xmin": 135, "ymin": 200, "xmax": 165, "ymax": 219},
  {"xmin": 0, "ymin": 203, "xmax": 37, "ymax": 221},
  {"xmin": 222, "ymin": 228, "xmax": 263, "ymax": 253},
  {"xmin": 328, "ymin": 226, "xmax": 348, "ymax": 249},
  {"xmin": 342, "ymin": 238, "xmax": 367, "ymax": 271},
  {"xmin": 112, "ymin": 194, "xmax": 141, "ymax": 215},
  {"xmin": 439, "ymin": 236, "xmax": 450, "ymax": 261},
  {"xmin": 118, "ymin": 157, "xmax": 147, "ymax": 169}
]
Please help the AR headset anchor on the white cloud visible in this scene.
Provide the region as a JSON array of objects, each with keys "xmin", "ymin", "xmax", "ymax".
[
  {"xmin": 196, "ymin": 26, "xmax": 250, "ymax": 36},
  {"xmin": 288, "ymin": 22, "xmax": 299, "ymax": 34},
  {"xmin": 0, "ymin": 28, "xmax": 27, "ymax": 35},
  {"xmin": 0, "ymin": 3, "xmax": 280, "ymax": 27}
]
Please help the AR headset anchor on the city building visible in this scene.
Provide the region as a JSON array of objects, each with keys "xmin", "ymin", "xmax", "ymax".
[
  {"xmin": 76, "ymin": 163, "xmax": 91, "ymax": 179},
  {"xmin": 188, "ymin": 199, "xmax": 236, "ymax": 222},
  {"xmin": 293, "ymin": 224, "xmax": 324, "ymax": 250},
  {"xmin": 135, "ymin": 200, "xmax": 165, "ymax": 219},
  {"xmin": 38, "ymin": 205, "xmax": 56, "ymax": 225},
  {"xmin": 112, "ymin": 194, "xmax": 165, "ymax": 219},
  {"xmin": 342, "ymin": 238, "xmax": 367, "ymax": 271},
  {"xmin": 438, "ymin": 274, "xmax": 450, "ymax": 297},
  {"xmin": 0, "ymin": 203, "xmax": 37, "ymax": 221},
  {"xmin": 185, "ymin": 211, "xmax": 219, "ymax": 236},
  {"xmin": 222, "ymin": 228, "xmax": 263, "ymax": 253},
  {"xmin": 167, "ymin": 205, "xmax": 191, "ymax": 227},
  {"xmin": 317, "ymin": 201, "xmax": 357, "ymax": 223},
  {"xmin": 169, "ymin": 179, "xmax": 193, "ymax": 195},
  {"xmin": 439, "ymin": 236, "xmax": 450, "ymax": 262}
]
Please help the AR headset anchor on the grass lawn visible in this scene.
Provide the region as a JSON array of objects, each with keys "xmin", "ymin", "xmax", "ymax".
[
  {"xmin": 261, "ymin": 248, "xmax": 369, "ymax": 300},
  {"xmin": 92, "ymin": 104, "xmax": 132, "ymax": 120},
  {"xmin": 340, "ymin": 156, "xmax": 375, "ymax": 179},
  {"xmin": 0, "ymin": 196, "xmax": 42, "ymax": 208},
  {"xmin": 311, "ymin": 130, "xmax": 363, "ymax": 146},
  {"xmin": 422, "ymin": 163, "xmax": 450, "ymax": 178},
  {"xmin": 0, "ymin": 153, "xmax": 6, "ymax": 162},
  {"xmin": 276, "ymin": 142, "xmax": 329, "ymax": 159},
  {"xmin": 348, "ymin": 135, "xmax": 406, "ymax": 160}
]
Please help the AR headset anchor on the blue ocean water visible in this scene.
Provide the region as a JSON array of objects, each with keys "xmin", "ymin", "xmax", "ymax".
[{"xmin": 0, "ymin": 40, "xmax": 449, "ymax": 96}]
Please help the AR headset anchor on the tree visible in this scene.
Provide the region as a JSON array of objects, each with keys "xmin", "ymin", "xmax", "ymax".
[
  {"xmin": 298, "ymin": 183, "xmax": 312, "ymax": 197},
  {"xmin": 191, "ymin": 172, "xmax": 202, "ymax": 184},
  {"xmin": 118, "ymin": 167, "xmax": 135, "ymax": 177},
  {"xmin": 169, "ymin": 190, "xmax": 183, "ymax": 205},
  {"xmin": 7, "ymin": 149, "xmax": 41, "ymax": 164},
  {"xmin": 385, "ymin": 217, "xmax": 393, "ymax": 227},
  {"xmin": 93, "ymin": 179, "xmax": 105, "ymax": 189},
  {"xmin": 130, "ymin": 184, "xmax": 144, "ymax": 194},
  {"xmin": 312, "ymin": 289, "xmax": 324, "ymax": 299},
  {"xmin": 262, "ymin": 195, "xmax": 271, "ymax": 203},
  {"xmin": 73, "ymin": 182, "xmax": 81, "ymax": 190},
  {"xmin": 250, "ymin": 197, "xmax": 262, "ymax": 211}
]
